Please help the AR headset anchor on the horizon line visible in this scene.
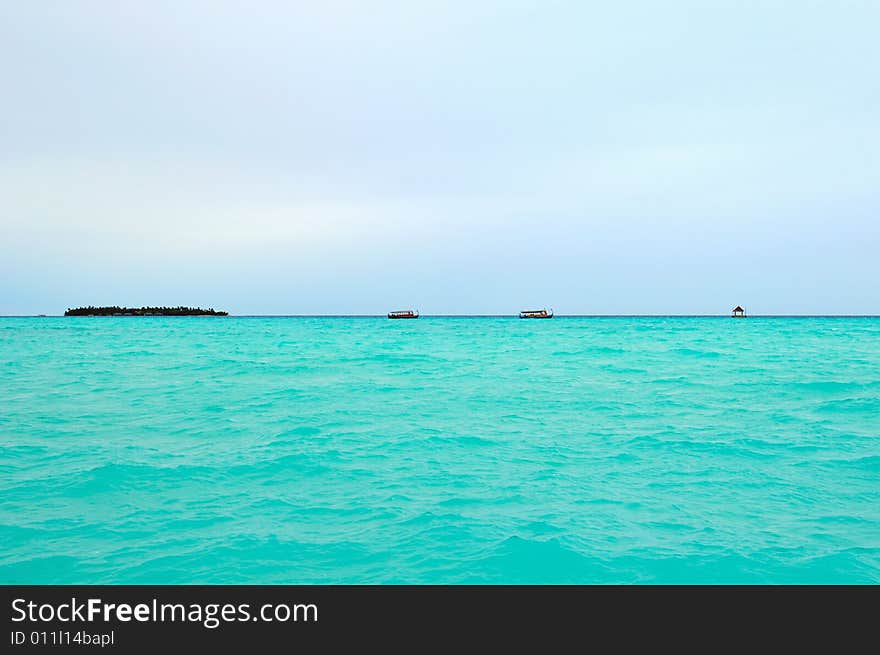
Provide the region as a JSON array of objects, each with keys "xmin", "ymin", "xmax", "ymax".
[{"xmin": 4, "ymin": 314, "xmax": 880, "ymax": 319}]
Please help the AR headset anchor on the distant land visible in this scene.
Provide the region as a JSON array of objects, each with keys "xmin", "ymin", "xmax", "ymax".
[{"xmin": 64, "ymin": 306, "xmax": 228, "ymax": 317}]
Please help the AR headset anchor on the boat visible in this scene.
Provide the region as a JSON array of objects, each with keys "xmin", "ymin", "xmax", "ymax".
[
  {"xmin": 388, "ymin": 310, "xmax": 419, "ymax": 319},
  {"xmin": 519, "ymin": 308, "xmax": 553, "ymax": 319}
]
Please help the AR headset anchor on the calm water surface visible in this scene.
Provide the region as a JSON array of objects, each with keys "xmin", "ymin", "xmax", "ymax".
[{"xmin": 1, "ymin": 317, "xmax": 878, "ymax": 583}]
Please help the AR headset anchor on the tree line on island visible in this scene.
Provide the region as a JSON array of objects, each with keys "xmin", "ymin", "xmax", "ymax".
[{"xmin": 64, "ymin": 306, "xmax": 229, "ymax": 316}]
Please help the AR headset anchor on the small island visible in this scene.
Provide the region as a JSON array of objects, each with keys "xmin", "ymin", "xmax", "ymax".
[{"xmin": 64, "ymin": 306, "xmax": 229, "ymax": 317}]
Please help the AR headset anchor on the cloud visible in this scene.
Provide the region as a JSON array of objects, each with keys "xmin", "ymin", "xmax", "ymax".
[{"xmin": 1, "ymin": 1, "xmax": 878, "ymax": 314}]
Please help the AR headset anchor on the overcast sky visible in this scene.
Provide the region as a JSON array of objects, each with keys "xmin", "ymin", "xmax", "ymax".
[{"xmin": 1, "ymin": 1, "xmax": 878, "ymax": 315}]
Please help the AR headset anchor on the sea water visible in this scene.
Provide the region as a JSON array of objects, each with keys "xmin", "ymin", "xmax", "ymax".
[{"xmin": 1, "ymin": 317, "xmax": 878, "ymax": 583}]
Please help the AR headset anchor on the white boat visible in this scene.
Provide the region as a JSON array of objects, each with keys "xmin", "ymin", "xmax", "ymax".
[
  {"xmin": 388, "ymin": 310, "xmax": 419, "ymax": 319},
  {"xmin": 519, "ymin": 308, "xmax": 553, "ymax": 319}
]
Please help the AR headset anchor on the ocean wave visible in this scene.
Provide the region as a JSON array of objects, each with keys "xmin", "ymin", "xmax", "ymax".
[{"xmin": 2, "ymin": 316, "xmax": 879, "ymax": 583}]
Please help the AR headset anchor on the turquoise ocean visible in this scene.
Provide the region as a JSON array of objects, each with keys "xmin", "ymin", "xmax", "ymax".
[{"xmin": 1, "ymin": 317, "xmax": 878, "ymax": 584}]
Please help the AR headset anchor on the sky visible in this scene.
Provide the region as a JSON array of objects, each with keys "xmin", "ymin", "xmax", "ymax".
[{"xmin": 1, "ymin": 0, "xmax": 878, "ymax": 315}]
